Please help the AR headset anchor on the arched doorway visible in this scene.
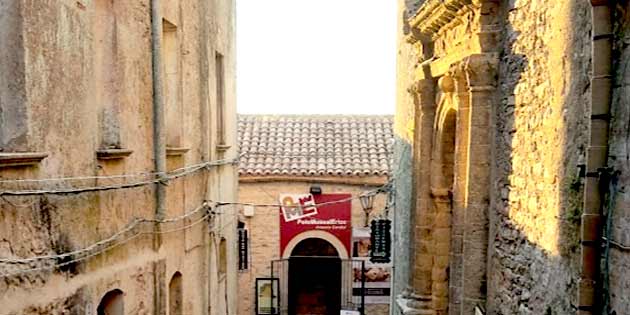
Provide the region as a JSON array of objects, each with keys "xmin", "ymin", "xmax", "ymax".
[
  {"xmin": 169, "ymin": 272, "xmax": 183, "ymax": 315},
  {"xmin": 288, "ymin": 238, "xmax": 341, "ymax": 315},
  {"xmin": 97, "ymin": 289, "xmax": 124, "ymax": 315}
]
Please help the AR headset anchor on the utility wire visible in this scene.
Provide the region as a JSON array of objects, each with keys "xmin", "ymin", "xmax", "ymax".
[
  {"xmin": 0, "ymin": 202, "xmax": 212, "ymax": 265},
  {"xmin": 0, "ymin": 158, "xmax": 237, "ymax": 196},
  {"xmin": 0, "ymin": 157, "xmax": 238, "ymax": 184},
  {"xmin": 0, "ymin": 148, "xmax": 392, "ymax": 185},
  {"xmin": 0, "ymin": 208, "xmax": 213, "ymax": 278},
  {"xmin": 0, "ymin": 182, "xmax": 391, "ymax": 273}
]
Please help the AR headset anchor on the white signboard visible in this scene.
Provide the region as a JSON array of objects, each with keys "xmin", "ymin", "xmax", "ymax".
[
  {"xmin": 279, "ymin": 194, "xmax": 318, "ymax": 222},
  {"xmin": 340, "ymin": 310, "xmax": 360, "ymax": 315}
]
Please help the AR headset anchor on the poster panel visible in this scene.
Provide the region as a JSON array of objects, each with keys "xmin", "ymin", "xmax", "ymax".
[
  {"xmin": 256, "ymin": 278, "xmax": 279, "ymax": 315},
  {"xmin": 352, "ymin": 227, "xmax": 391, "ymax": 304}
]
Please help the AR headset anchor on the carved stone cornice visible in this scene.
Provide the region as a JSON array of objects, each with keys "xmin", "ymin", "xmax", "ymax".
[
  {"xmin": 406, "ymin": 0, "xmax": 501, "ymax": 58},
  {"xmin": 96, "ymin": 148, "xmax": 133, "ymax": 160},
  {"xmin": 408, "ymin": 0, "xmax": 470, "ymax": 38},
  {"xmin": 0, "ymin": 152, "xmax": 48, "ymax": 167}
]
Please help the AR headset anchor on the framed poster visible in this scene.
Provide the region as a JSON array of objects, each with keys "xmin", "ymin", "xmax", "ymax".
[
  {"xmin": 352, "ymin": 227, "xmax": 392, "ymax": 304},
  {"xmin": 255, "ymin": 278, "xmax": 279, "ymax": 315}
]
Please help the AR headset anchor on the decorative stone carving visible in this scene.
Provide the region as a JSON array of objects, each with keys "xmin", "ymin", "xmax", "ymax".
[{"xmin": 463, "ymin": 54, "xmax": 498, "ymax": 90}]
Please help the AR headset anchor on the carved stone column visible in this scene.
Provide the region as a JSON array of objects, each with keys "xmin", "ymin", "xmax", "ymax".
[
  {"xmin": 447, "ymin": 68, "xmax": 471, "ymax": 315},
  {"xmin": 460, "ymin": 53, "xmax": 497, "ymax": 314},
  {"xmin": 398, "ymin": 78, "xmax": 436, "ymax": 315}
]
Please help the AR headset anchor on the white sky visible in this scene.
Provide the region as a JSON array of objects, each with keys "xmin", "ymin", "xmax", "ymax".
[{"xmin": 236, "ymin": 1, "xmax": 397, "ymax": 115}]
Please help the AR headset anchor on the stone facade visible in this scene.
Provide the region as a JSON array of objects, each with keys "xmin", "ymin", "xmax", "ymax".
[
  {"xmin": 0, "ymin": 0, "xmax": 238, "ymax": 314},
  {"xmin": 236, "ymin": 115, "xmax": 394, "ymax": 315},
  {"xmin": 237, "ymin": 180, "xmax": 389, "ymax": 315},
  {"xmin": 394, "ymin": 0, "xmax": 630, "ymax": 315}
]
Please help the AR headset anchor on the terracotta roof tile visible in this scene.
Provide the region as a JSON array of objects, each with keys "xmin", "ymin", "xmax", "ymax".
[{"xmin": 238, "ymin": 115, "xmax": 394, "ymax": 177}]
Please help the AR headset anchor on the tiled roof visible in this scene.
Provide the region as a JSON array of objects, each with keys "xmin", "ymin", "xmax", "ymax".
[{"xmin": 238, "ymin": 115, "xmax": 394, "ymax": 177}]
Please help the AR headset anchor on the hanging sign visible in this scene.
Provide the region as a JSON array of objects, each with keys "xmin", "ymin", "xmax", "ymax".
[
  {"xmin": 279, "ymin": 194, "xmax": 318, "ymax": 222},
  {"xmin": 370, "ymin": 219, "xmax": 391, "ymax": 263},
  {"xmin": 238, "ymin": 228, "xmax": 248, "ymax": 270}
]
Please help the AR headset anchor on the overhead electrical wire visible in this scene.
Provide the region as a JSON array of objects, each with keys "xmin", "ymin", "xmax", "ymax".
[
  {"xmin": 0, "ymin": 202, "xmax": 213, "ymax": 265},
  {"xmin": 0, "ymin": 158, "xmax": 238, "ymax": 196},
  {"xmin": 0, "ymin": 159, "xmax": 230, "ymax": 184},
  {"xmin": 0, "ymin": 147, "xmax": 394, "ymax": 278},
  {"xmin": 0, "ymin": 182, "xmax": 392, "ymax": 278},
  {"xmin": 0, "ymin": 149, "xmax": 392, "ymax": 186},
  {"xmin": 0, "ymin": 207, "xmax": 212, "ymax": 278}
]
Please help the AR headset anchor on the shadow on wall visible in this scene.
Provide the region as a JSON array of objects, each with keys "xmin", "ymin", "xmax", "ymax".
[
  {"xmin": 489, "ymin": 1, "xmax": 591, "ymax": 314},
  {"xmin": 607, "ymin": 0, "xmax": 630, "ymax": 313}
]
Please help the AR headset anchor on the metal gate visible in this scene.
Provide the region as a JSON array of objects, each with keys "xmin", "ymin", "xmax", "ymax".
[{"xmin": 271, "ymin": 257, "xmax": 366, "ymax": 315}]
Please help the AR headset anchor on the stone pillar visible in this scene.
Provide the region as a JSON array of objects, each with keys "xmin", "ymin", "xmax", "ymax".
[
  {"xmin": 403, "ymin": 78, "xmax": 437, "ymax": 313},
  {"xmin": 460, "ymin": 54, "xmax": 497, "ymax": 314},
  {"xmin": 448, "ymin": 71, "xmax": 471, "ymax": 315},
  {"xmin": 430, "ymin": 188, "xmax": 451, "ymax": 315}
]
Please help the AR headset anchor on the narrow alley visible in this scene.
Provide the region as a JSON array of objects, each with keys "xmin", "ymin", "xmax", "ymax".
[{"xmin": 2, "ymin": 1, "xmax": 630, "ymax": 315}]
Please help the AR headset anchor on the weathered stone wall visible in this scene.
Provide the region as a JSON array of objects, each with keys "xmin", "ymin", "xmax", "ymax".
[
  {"xmin": 237, "ymin": 180, "xmax": 389, "ymax": 315},
  {"xmin": 607, "ymin": 2, "xmax": 630, "ymax": 313},
  {"xmin": 0, "ymin": 0, "xmax": 28, "ymax": 151},
  {"xmin": 488, "ymin": 1, "xmax": 591, "ymax": 314},
  {"xmin": 391, "ymin": 1, "xmax": 421, "ymax": 313},
  {"xmin": 0, "ymin": 0, "xmax": 238, "ymax": 314}
]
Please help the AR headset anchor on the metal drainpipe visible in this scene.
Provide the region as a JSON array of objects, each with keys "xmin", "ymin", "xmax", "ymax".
[
  {"xmin": 150, "ymin": 0, "xmax": 166, "ymax": 221},
  {"xmin": 150, "ymin": 0, "xmax": 166, "ymax": 314},
  {"xmin": 578, "ymin": 1, "xmax": 613, "ymax": 314}
]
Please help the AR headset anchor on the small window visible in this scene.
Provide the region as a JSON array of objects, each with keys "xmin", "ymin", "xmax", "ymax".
[
  {"xmin": 163, "ymin": 19, "xmax": 182, "ymax": 148},
  {"xmin": 94, "ymin": 0, "xmax": 122, "ymax": 150},
  {"xmin": 215, "ymin": 52, "xmax": 227, "ymax": 148}
]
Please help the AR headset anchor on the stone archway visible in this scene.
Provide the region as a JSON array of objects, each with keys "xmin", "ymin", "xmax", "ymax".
[
  {"xmin": 282, "ymin": 230, "xmax": 349, "ymax": 259},
  {"xmin": 407, "ymin": 56, "xmax": 496, "ymax": 315},
  {"xmin": 97, "ymin": 289, "xmax": 124, "ymax": 315}
]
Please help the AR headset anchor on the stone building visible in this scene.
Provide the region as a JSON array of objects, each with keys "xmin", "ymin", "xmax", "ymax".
[
  {"xmin": 392, "ymin": 0, "xmax": 630, "ymax": 314},
  {"xmin": 0, "ymin": 0, "xmax": 237, "ymax": 314},
  {"xmin": 236, "ymin": 115, "xmax": 393, "ymax": 315}
]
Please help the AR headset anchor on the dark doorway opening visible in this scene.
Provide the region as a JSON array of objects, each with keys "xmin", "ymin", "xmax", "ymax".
[{"xmin": 288, "ymin": 238, "xmax": 341, "ymax": 315}]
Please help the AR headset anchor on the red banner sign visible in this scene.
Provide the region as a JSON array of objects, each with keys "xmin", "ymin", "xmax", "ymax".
[{"xmin": 279, "ymin": 194, "xmax": 352, "ymax": 257}]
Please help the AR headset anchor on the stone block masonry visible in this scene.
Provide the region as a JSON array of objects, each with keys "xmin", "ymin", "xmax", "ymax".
[{"xmin": 390, "ymin": 0, "xmax": 630, "ymax": 314}]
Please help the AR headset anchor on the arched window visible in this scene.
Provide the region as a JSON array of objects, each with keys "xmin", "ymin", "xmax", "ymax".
[
  {"xmin": 97, "ymin": 289, "xmax": 124, "ymax": 315},
  {"xmin": 169, "ymin": 272, "xmax": 183, "ymax": 315}
]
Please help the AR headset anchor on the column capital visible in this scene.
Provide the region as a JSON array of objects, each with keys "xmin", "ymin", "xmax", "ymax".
[
  {"xmin": 462, "ymin": 54, "xmax": 499, "ymax": 91},
  {"xmin": 408, "ymin": 79, "xmax": 437, "ymax": 113}
]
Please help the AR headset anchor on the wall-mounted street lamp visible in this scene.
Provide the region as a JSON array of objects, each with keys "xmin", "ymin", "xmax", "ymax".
[
  {"xmin": 309, "ymin": 185, "xmax": 322, "ymax": 195},
  {"xmin": 359, "ymin": 192, "xmax": 375, "ymax": 227}
]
